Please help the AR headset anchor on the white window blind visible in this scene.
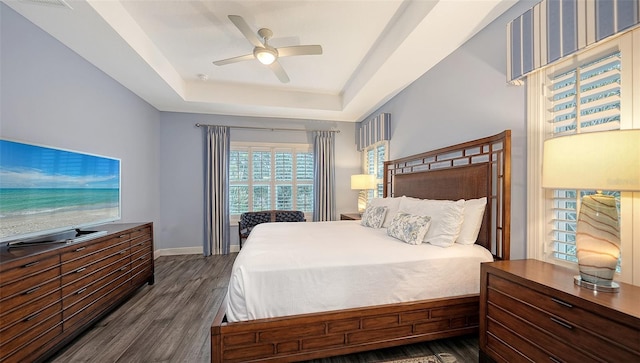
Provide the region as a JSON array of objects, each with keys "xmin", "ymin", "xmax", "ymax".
[
  {"xmin": 363, "ymin": 141, "xmax": 388, "ymax": 202},
  {"xmin": 230, "ymin": 144, "xmax": 313, "ymax": 215},
  {"xmin": 548, "ymin": 51, "xmax": 621, "ymax": 265}
]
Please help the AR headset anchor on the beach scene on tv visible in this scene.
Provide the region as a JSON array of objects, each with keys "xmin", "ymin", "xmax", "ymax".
[{"xmin": 0, "ymin": 140, "xmax": 121, "ymax": 242}]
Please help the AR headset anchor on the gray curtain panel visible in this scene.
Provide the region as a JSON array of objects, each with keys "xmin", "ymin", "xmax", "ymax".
[
  {"xmin": 312, "ymin": 131, "xmax": 336, "ymax": 221},
  {"xmin": 204, "ymin": 126, "xmax": 230, "ymax": 255}
]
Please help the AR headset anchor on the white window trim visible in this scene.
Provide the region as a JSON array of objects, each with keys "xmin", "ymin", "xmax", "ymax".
[
  {"xmin": 229, "ymin": 142, "xmax": 313, "ymax": 223},
  {"xmin": 526, "ymin": 29, "xmax": 640, "ymax": 285}
]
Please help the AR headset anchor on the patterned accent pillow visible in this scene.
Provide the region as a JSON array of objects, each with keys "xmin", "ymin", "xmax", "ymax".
[
  {"xmin": 360, "ymin": 205, "xmax": 388, "ymax": 228},
  {"xmin": 387, "ymin": 212, "xmax": 432, "ymax": 245}
]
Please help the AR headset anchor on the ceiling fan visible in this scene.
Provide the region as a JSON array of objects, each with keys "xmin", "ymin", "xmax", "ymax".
[{"xmin": 213, "ymin": 15, "xmax": 323, "ymax": 83}]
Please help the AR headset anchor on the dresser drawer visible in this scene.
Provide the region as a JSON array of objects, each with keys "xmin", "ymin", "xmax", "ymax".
[
  {"xmin": 62, "ymin": 258, "xmax": 130, "ymax": 309},
  {"xmin": 61, "ymin": 234, "xmax": 128, "ymax": 263},
  {"xmin": 131, "ymin": 236, "xmax": 152, "ymax": 254},
  {"xmin": 130, "ymin": 225, "xmax": 151, "ymax": 239},
  {"xmin": 131, "ymin": 225, "xmax": 151, "ymax": 237},
  {"xmin": 131, "ymin": 264, "xmax": 152, "ymax": 287},
  {"xmin": 486, "ymin": 318, "xmax": 549, "ymax": 363},
  {"xmin": 0, "ymin": 254, "xmax": 59, "ymax": 283},
  {"xmin": 487, "ymin": 294, "xmax": 598, "ymax": 362},
  {"xmin": 131, "ymin": 248, "xmax": 151, "ymax": 268},
  {"xmin": 61, "ymin": 246, "xmax": 130, "ymax": 286},
  {"xmin": 0, "ymin": 277, "xmax": 61, "ymax": 317},
  {"xmin": 61, "ymin": 238, "xmax": 111, "ymax": 262},
  {"xmin": 488, "ymin": 274, "xmax": 639, "ymax": 356},
  {"xmin": 63, "ymin": 270, "xmax": 131, "ymax": 330},
  {"xmin": 0, "ymin": 320, "xmax": 62, "ymax": 363},
  {"xmin": 0, "ymin": 255, "xmax": 60, "ymax": 300},
  {"xmin": 0, "ymin": 304, "xmax": 61, "ymax": 359},
  {"xmin": 0, "ymin": 289, "xmax": 61, "ymax": 331},
  {"xmin": 61, "ymin": 239, "xmax": 129, "ymax": 274}
]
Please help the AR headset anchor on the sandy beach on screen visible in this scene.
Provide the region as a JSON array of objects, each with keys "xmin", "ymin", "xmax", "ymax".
[{"xmin": 0, "ymin": 207, "xmax": 119, "ymax": 241}]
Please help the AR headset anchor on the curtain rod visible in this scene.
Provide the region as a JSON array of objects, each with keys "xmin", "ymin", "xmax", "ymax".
[{"xmin": 195, "ymin": 123, "xmax": 340, "ymax": 133}]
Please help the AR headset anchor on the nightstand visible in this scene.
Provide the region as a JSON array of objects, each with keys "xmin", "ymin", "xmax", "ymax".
[
  {"xmin": 340, "ymin": 213, "xmax": 361, "ymax": 220},
  {"xmin": 479, "ymin": 259, "xmax": 640, "ymax": 362}
]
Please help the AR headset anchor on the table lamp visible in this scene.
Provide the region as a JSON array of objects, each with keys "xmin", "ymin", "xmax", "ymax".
[
  {"xmin": 542, "ymin": 129, "xmax": 640, "ymax": 292},
  {"xmin": 351, "ymin": 174, "xmax": 376, "ymax": 213}
]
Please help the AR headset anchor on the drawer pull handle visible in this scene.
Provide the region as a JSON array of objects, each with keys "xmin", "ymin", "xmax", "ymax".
[
  {"xmin": 139, "ymin": 256, "xmax": 146, "ymax": 261},
  {"xmin": 74, "ymin": 247, "xmax": 86, "ymax": 252},
  {"xmin": 76, "ymin": 288, "xmax": 87, "ymax": 295},
  {"xmin": 551, "ymin": 297, "xmax": 573, "ymax": 308},
  {"xmin": 75, "ymin": 267, "xmax": 86, "ymax": 273},
  {"xmin": 24, "ymin": 286, "xmax": 40, "ymax": 295},
  {"xmin": 550, "ymin": 317, "xmax": 573, "ymax": 330},
  {"xmin": 24, "ymin": 312, "xmax": 41, "ymax": 322},
  {"xmin": 549, "ymin": 357, "xmax": 561, "ymax": 363},
  {"xmin": 120, "ymin": 250, "xmax": 127, "ymax": 255},
  {"xmin": 120, "ymin": 266, "xmax": 128, "ymax": 271},
  {"xmin": 119, "ymin": 234, "xmax": 127, "ymax": 238},
  {"xmin": 22, "ymin": 261, "xmax": 40, "ymax": 268}
]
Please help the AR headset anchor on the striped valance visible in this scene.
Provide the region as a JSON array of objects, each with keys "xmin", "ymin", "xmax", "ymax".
[
  {"xmin": 507, "ymin": 0, "xmax": 639, "ymax": 82},
  {"xmin": 356, "ymin": 113, "xmax": 391, "ymax": 151}
]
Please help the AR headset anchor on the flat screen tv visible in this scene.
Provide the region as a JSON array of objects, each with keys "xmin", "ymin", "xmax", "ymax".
[{"xmin": 0, "ymin": 139, "xmax": 121, "ymax": 245}]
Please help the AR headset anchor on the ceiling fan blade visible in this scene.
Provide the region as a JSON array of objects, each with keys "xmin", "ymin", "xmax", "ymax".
[
  {"xmin": 213, "ymin": 53, "xmax": 254, "ymax": 66},
  {"xmin": 228, "ymin": 15, "xmax": 263, "ymax": 48},
  {"xmin": 269, "ymin": 61, "xmax": 290, "ymax": 83},
  {"xmin": 276, "ymin": 45, "xmax": 323, "ymax": 58}
]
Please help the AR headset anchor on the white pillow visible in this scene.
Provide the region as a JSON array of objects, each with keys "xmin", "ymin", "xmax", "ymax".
[
  {"xmin": 398, "ymin": 196, "xmax": 465, "ymax": 247},
  {"xmin": 368, "ymin": 197, "xmax": 402, "ymax": 228},
  {"xmin": 360, "ymin": 205, "xmax": 388, "ymax": 228},
  {"xmin": 386, "ymin": 212, "xmax": 431, "ymax": 245},
  {"xmin": 456, "ymin": 197, "xmax": 487, "ymax": 245}
]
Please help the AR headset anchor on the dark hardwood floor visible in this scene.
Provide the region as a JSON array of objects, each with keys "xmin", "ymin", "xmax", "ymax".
[{"xmin": 49, "ymin": 254, "xmax": 480, "ymax": 363}]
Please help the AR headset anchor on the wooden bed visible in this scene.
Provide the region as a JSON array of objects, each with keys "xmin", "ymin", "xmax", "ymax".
[{"xmin": 211, "ymin": 130, "xmax": 511, "ymax": 363}]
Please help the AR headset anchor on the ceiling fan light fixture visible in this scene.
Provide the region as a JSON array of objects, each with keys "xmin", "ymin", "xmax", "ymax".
[{"xmin": 254, "ymin": 47, "xmax": 277, "ymax": 65}]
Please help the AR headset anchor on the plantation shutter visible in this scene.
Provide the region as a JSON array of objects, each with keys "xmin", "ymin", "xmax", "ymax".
[
  {"xmin": 548, "ymin": 51, "xmax": 621, "ymax": 263},
  {"xmin": 295, "ymin": 151, "xmax": 314, "ymax": 212},
  {"xmin": 229, "ymin": 150, "xmax": 249, "ymax": 215},
  {"xmin": 363, "ymin": 141, "xmax": 388, "ymax": 202},
  {"xmin": 230, "ymin": 145, "xmax": 313, "ymax": 215}
]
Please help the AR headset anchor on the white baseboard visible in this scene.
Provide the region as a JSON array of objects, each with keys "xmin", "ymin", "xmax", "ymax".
[{"xmin": 153, "ymin": 245, "xmax": 240, "ymax": 259}]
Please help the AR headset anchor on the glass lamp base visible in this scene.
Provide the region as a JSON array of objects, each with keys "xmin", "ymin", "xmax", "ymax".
[{"xmin": 574, "ymin": 275, "xmax": 619, "ymax": 293}]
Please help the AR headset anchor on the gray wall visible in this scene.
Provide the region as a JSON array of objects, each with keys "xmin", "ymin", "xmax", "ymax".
[
  {"xmin": 358, "ymin": 0, "xmax": 538, "ymax": 259},
  {"xmin": 158, "ymin": 112, "xmax": 360, "ymax": 251},
  {"xmin": 1, "ymin": 4, "xmax": 161, "ymax": 238}
]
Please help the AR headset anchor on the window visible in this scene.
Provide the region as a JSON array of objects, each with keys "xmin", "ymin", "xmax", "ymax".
[
  {"xmin": 527, "ymin": 29, "xmax": 639, "ymax": 285},
  {"xmin": 548, "ymin": 51, "xmax": 622, "ymax": 268},
  {"xmin": 229, "ymin": 143, "xmax": 313, "ymax": 217},
  {"xmin": 363, "ymin": 141, "xmax": 388, "ymax": 202}
]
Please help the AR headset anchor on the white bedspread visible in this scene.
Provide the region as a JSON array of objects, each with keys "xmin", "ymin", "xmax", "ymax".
[{"xmin": 226, "ymin": 221, "xmax": 493, "ymax": 322}]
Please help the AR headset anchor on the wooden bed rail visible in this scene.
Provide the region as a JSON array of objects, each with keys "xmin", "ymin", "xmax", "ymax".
[{"xmin": 211, "ymin": 294, "xmax": 480, "ymax": 363}]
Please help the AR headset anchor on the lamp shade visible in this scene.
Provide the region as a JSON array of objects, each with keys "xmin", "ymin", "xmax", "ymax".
[
  {"xmin": 542, "ymin": 129, "xmax": 640, "ymax": 191},
  {"xmin": 351, "ymin": 174, "xmax": 375, "ymax": 190}
]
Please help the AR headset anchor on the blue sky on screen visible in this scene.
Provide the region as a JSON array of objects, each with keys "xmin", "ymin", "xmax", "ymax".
[{"xmin": 0, "ymin": 140, "xmax": 120, "ymax": 189}]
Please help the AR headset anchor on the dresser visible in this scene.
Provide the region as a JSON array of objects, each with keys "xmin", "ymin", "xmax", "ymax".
[
  {"xmin": 0, "ymin": 223, "xmax": 154, "ymax": 363},
  {"xmin": 479, "ymin": 259, "xmax": 640, "ymax": 362}
]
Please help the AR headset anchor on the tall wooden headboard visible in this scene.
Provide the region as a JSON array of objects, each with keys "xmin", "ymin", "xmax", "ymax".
[{"xmin": 383, "ymin": 130, "xmax": 511, "ymax": 260}]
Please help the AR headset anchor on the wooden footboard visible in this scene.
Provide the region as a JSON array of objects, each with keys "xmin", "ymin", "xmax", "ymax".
[{"xmin": 211, "ymin": 294, "xmax": 479, "ymax": 363}]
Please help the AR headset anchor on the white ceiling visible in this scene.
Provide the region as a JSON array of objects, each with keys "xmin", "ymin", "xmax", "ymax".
[{"xmin": 4, "ymin": 0, "xmax": 517, "ymax": 122}]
